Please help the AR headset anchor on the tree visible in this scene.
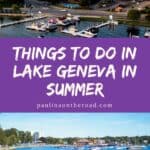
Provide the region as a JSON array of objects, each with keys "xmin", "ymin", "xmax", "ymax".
[
  {"xmin": 7, "ymin": 135, "xmax": 18, "ymax": 146},
  {"xmin": 12, "ymin": 4, "xmax": 21, "ymax": 13},
  {"xmin": 5, "ymin": 128, "xmax": 18, "ymax": 137},
  {"xmin": 18, "ymin": 131, "xmax": 26, "ymax": 143},
  {"xmin": 0, "ymin": 128, "xmax": 7, "ymax": 145},
  {"xmin": 0, "ymin": 0, "xmax": 24, "ymax": 7},
  {"xmin": 0, "ymin": 4, "xmax": 3, "ymax": 13},
  {"xmin": 80, "ymin": 0, "xmax": 88, "ymax": 6},
  {"xmin": 39, "ymin": 137, "xmax": 47, "ymax": 143},
  {"xmin": 24, "ymin": 131, "xmax": 32, "ymax": 143},
  {"xmin": 127, "ymin": 9, "xmax": 141, "ymax": 20}
]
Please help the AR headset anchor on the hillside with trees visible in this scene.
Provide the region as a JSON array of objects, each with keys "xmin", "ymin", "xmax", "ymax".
[
  {"xmin": 0, "ymin": 0, "xmax": 24, "ymax": 7},
  {"xmin": 0, "ymin": 127, "xmax": 32, "ymax": 146}
]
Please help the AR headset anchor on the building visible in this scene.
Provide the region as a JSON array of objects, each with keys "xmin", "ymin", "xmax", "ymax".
[
  {"xmin": 75, "ymin": 139, "xmax": 91, "ymax": 146},
  {"xmin": 115, "ymin": 6, "xmax": 123, "ymax": 12},
  {"xmin": 97, "ymin": 139, "xmax": 106, "ymax": 145},
  {"xmin": 33, "ymin": 132, "xmax": 39, "ymax": 143}
]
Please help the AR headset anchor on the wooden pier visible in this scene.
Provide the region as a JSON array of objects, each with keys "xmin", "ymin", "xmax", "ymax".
[{"xmin": 0, "ymin": 15, "xmax": 48, "ymax": 28}]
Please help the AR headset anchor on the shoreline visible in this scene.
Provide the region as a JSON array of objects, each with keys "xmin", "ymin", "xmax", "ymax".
[
  {"xmin": 80, "ymin": 16, "xmax": 150, "ymax": 27},
  {"xmin": 0, "ymin": 13, "xmax": 31, "ymax": 17}
]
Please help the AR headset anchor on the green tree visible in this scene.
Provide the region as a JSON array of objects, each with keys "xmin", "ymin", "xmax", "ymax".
[
  {"xmin": 0, "ymin": 4, "xmax": 3, "ymax": 13},
  {"xmin": 0, "ymin": 128, "xmax": 7, "ymax": 145},
  {"xmin": 12, "ymin": 4, "xmax": 21, "ymax": 13},
  {"xmin": 24, "ymin": 131, "xmax": 32, "ymax": 143},
  {"xmin": 80, "ymin": 0, "xmax": 89, "ymax": 6},
  {"xmin": 7, "ymin": 135, "xmax": 18, "ymax": 146},
  {"xmin": 18, "ymin": 131, "xmax": 26, "ymax": 143},
  {"xmin": 5, "ymin": 128, "xmax": 18, "ymax": 137},
  {"xmin": 127, "ymin": 9, "xmax": 141, "ymax": 20}
]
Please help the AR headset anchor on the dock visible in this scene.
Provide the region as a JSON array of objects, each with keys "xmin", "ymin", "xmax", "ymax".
[
  {"xmin": 0, "ymin": 15, "xmax": 48, "ymax": 28},
  {"xmin": 86, "ymin": 20, "xmax": 118, "ymax": 31}
]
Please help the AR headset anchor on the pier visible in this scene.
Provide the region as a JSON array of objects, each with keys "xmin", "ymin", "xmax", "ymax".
[
  {"xmin": 85, "ymin": 20, "xmax": 118, "ymax": 31},
  {"xmin": 0, "ymin": 15, "xmax": 48, "ymax": 28}
]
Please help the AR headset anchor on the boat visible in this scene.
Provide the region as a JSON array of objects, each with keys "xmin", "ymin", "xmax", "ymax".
[
  {"xmin": 37, "ymin": 35, "xmax": 45, "ymax": 38},
  {"xmin": 91, "ymin": 147, "xmax": 101, "ymax": 150},
  {"xmin": 61, "ymin": 26, "xmax": 78, "ymax": 36},
  {"xmin": 129, "ymin": 145, "xmax": 145, "ymax": 150},
  {"xmin": 56, "ymin": 13, "xmax": 79, "ymax": 26},
  {"xmin": 26, "ymin": 23, "xmax": 46, "ymax": 32},
  {"xmin": 76, "ymin": 30, "xmax": 97, "ymax": 38},
  {"xmin": 40, "ymin": 20, "xmax": 57, "ymax": 31},
  {"xmin": 56, "ymin": 19, "xmax": 72, "ymax": 26},
  {"xmin": 45, "ymin": 23, "xmax": 57, "ymax": 31},
  {"xmin": 131, "ymin": 35, "xmax": 140, "ymax": 38},
  {"xmin": 144, "ymin": 29, "xmax": 150, "ymax": 38},
  {"xmin": 87, "ymin": 26, "xmax": 99, "ymax": 34},
  {"xmin": 72, "ymin": 15, "xmax": 80, "ymax": 22},
  {"xmin": 116, "ymin": 146, "xmax": 129, "ymax": 150},
  {"xmin": 66, "ymin": 13, "xmax": 80, "ymax": 22}
]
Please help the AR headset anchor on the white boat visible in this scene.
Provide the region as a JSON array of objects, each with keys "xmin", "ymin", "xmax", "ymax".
[
  {"xmin": 116, "ymin": 146, "xmax": 129, "ymax": 150},
  {"xmin": 144, "ymin": 29, "xmax": 150, "ymax": 38},
  {"xmin": 61, "ymin": 26, "xmax": 78, "ymax": 36},
  {"xmin": 72, "ymin": 15, "xmax": 80, "ymax": 22},
  {"xmin": 26, "ymin": 23, "xmax": 46, "ymax": 32},
  {"xmin": 131, "ymin": 35, "xmax": 140, "ymax": 38},
  {"xmin": 56, "ymin": 14, "xmax": 79, "ymax": 26},
  {"xmin": 129, "ymin": 145, "xmax": 145, "ymax": 150},
  {"xmin": 91, "ymin": 147, "xmax": 101, "ymax": 150},
  {"xmin": 56, "ymin": 17, "xmax": 73, "ymax": 26},
  {"xmin": 37, "ymin": 35, "xmax": 45, "ymax": 38},
  {"xmin": 45, "ymin": 23, "xmax": 57, "ymax": 31},
  {"xmin": 76, "ymin": 30, "xmax": 97, "ymax": 38}
]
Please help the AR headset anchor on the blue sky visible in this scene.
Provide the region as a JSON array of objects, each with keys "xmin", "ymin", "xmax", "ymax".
[{"xmin": 0, "ymin": 113, "xmax": 150, "ymax": 137}]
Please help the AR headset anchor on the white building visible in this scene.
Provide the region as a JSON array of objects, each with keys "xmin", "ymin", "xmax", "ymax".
[{"xmin": 33, "ymin": 132, "xmax": 39, "ymax": 143}]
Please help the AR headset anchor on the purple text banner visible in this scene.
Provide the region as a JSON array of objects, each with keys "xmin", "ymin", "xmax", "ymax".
[{"xmin": 0, "ymin": 38, "xmax": 149, "ymax": 112}]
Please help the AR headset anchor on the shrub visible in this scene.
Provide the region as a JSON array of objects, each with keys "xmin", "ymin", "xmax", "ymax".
[{"xmin": 127, "ymin": 9, "xmax": 141, "ymax": 20}]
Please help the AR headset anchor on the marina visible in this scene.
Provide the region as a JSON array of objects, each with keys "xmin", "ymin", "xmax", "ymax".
[
  {"xmin": 0, "ymin": 15, "xmax": 148, "ymax": 38},
  {"xmin": 8, "ymin": 145, "xmax": 150, "ymax": 150},
  {"xmin": 0, "ymin": 15, "xmax": 47, "ymax": 28}
]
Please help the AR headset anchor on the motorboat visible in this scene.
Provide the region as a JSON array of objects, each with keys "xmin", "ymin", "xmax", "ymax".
[
  {"xmin": 37, "ymin": 35, "xmax": 45, "ymax": 38},
  {"xmin": 131, "ymin": 35, "xmax": 140, "ymax": 38},
  {"xmin": 72, "ymin": 15, "xmax": 80, "ymax": 22},
  {"xmin": 56, "ymin": 14, "xmax": 79, "ymax": 26},
  {"xmin": 76, "ymin": 30, "xmax": 97, "ymax": 38},
  {"xmin": 61, "ymin": 26, "xmax": 78, "ymax": 36},
  {"xmin": 91, "ymin": 147, "xmax": 101, "ymax": 150},
  {"xmin": 116, "ymin": 146, "xmax": 129, "ymax": 150},
  {"xmin": 56, "ymin": 18, "xmax": 75, "ymax": 26},
  {"xmin": 66, "ymin": 13, "xmax": 80, "ymax": 22},
  {"xmin": 40, "ymin": 20, "xmax": 57, "ymax": 31},
  {"xmin": 26, "ymin": 23, "xmax": 46, "ymax": 32},
  {"xmin": 144, "ymin": 29, "xmax": 150, "ymax": 38},
  {"xmin": 129, "ymin": 145, "xmax": 145, "ymax": 150},
  {"xmin": 45, "ymin": 23, "xmax": 57, "ymax": 31}
]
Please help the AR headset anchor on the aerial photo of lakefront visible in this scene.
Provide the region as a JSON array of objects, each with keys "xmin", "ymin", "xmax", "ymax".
[
  {"xmin": 0, "ymin": 0, "xmax": 150, "ymax": 38},
  {"xmin": 0, "ymin": 113, "xmax": 150, "ymax": 150}
]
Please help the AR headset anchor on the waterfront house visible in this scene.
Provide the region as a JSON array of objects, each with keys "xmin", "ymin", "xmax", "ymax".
[{"xmin": 76, "ymin": 139, "xmax": 91, "ymax": 146}]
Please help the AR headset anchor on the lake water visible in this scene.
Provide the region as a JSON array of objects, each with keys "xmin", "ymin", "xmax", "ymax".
[
  {"xmin": 0, "ymin": 17, "xmax": 147, "ymax": 38},
  {"xmin": 15, "ymin": 145, "xmax": 150, "ymax": 150}
]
